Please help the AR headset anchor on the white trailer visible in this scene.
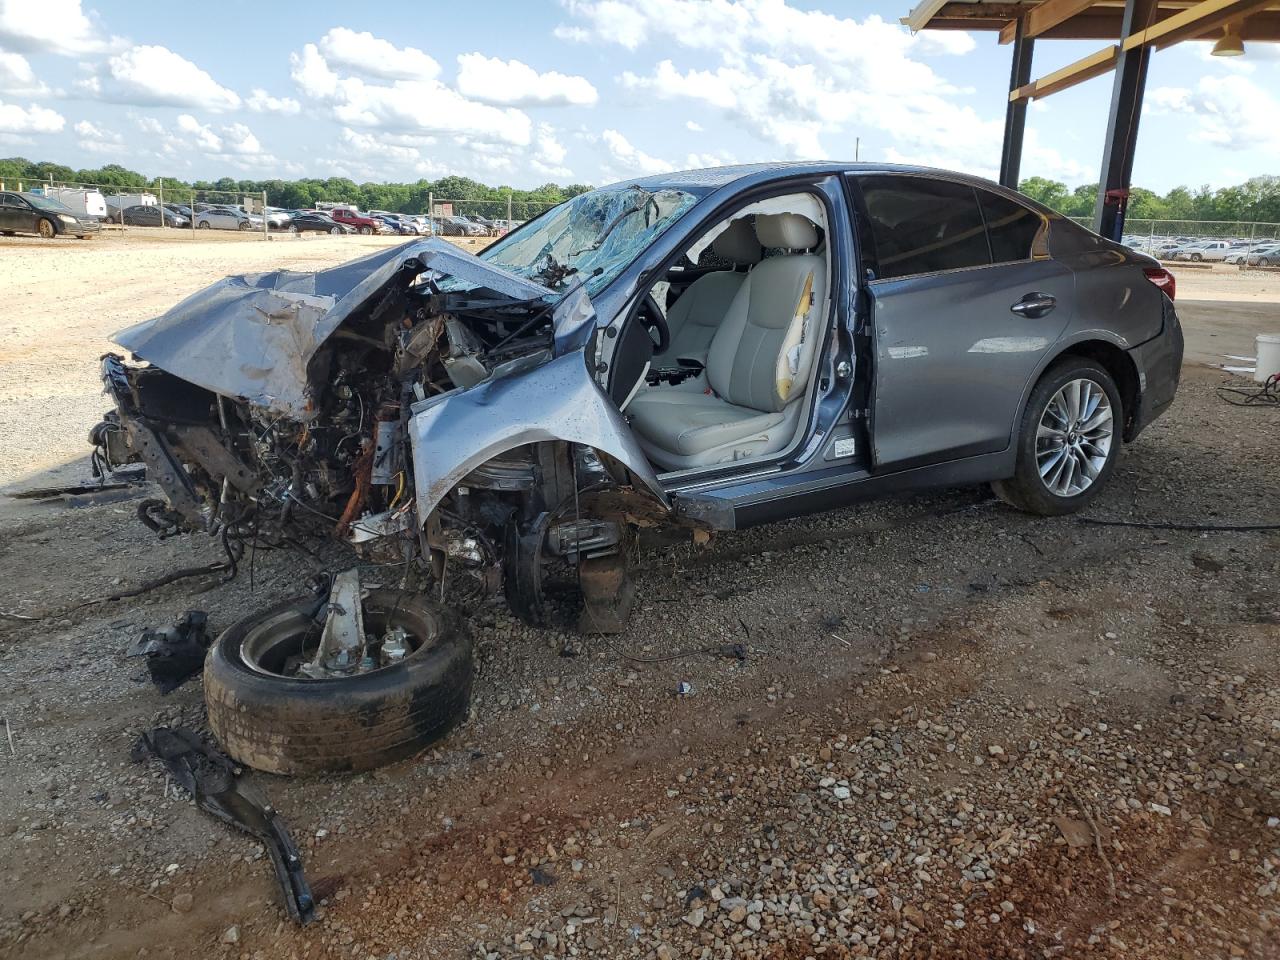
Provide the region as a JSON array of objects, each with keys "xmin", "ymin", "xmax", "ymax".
[{"xmin": 39, "ymin": 186, "xmax": 109, "ymax": 219}]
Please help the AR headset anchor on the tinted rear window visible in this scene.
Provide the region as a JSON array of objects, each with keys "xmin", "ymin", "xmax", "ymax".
[
  {"xmin": 978, "ymin": 190, "xmax": 1047, "ymax": 263},
  {"xmin": 860, "ymin": 176, "xmax": 989, "ymax": 280}
]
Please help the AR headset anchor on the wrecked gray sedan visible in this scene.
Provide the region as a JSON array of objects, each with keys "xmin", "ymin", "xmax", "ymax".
[{"xmin": 93, "ymin": 163, "xmax": 1183, "ymax": 773}]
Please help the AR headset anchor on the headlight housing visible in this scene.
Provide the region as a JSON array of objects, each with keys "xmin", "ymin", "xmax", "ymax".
[{"xmin": 59, "ymin": 214, "xmax": 77, "ymax": 224}]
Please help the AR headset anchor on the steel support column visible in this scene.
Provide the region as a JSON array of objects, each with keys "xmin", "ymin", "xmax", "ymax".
[
  {"xmin": 1093, "ymin": 0, "xmax": 1155, "ymax": 240},
  {"xmin": 999, "ymin": 17, "xmax": 1035, "ymax": 189}
]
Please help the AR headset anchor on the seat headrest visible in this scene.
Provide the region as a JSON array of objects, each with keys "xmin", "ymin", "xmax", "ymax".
[
  {"xmin": 755, "ymin": 213, "xmax": 818, "ymax": 251},
  {"xmin": 709, "ymin": 218, "xmax": 762, "ymax": 266}
]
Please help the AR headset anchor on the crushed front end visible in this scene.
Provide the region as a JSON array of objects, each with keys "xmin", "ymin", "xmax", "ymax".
[{"xmin": 91, "ymin": 238, "xmax": 669, "ymax": 627}]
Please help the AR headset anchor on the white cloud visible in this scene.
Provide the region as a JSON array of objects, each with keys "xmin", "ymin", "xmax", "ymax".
[
  {"xmin": 601, "ymin": 128, "xmax": 674, "ymax": 176},
  {"xmin": 318, "ymin": 27, "xmax": 440, "ymax": 81},
  {"xmin": 455, "ymin": 53, "xmax": 598, "ymax": 107},
  {"xmin": 1150, "ymin": 75, "xmax": 1280, "ymax": 153},
  {"xmin": 531, "ymin": 122, "xmax": 572, "ymax": 178},
  {"xmin": 567, "ymin": 0, "xmax": 989, "ymax": 166},
  {"xmin": 290, "ymin": 41, "xmax": 532, "ymax": 146},
  {"xmin": 685, "ymin": 120, "xmax": 703, "ymax": 132},
  {"xmin": 176, "ymin": 113, "xmax": 223, "ymax": 151},
  {"xmin": 82, "ymin": 45, "xmax": 241, "ymax": 112},
  {"xmin": 74, "ymin": 117, "xmax": 122, "ymax": 152},
  {"xmin": 247, "ymin": 88, "xmax": 301, "ymax": 115},
  {"xmin": 0, "ymin": 51, "xmax": 48, "ymax": 96},
  {"xmin": 0, "ymin": 0, "xmax": 110, "ymax": 55},
  {"xmin": 0, "ymin": 98, "xmax": 64, "ymax": 133}
]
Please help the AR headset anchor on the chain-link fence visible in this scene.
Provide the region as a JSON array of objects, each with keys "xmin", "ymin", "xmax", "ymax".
[
  {"xmin": 0, "ymin": 177, "xmax": 570, "ymax": 246},
  {"xmin": 1068, "ymin": 217, "xmax": 1280, "ymax": 268}
]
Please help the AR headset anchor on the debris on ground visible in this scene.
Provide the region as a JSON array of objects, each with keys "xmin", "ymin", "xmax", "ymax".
[
  {"xmin": 130, "ymin": 727, "xmax": 315, "ymax": 925},
  {"xmin": 125, "ymin": 611, "xmax": 212, "ymax": 693}
]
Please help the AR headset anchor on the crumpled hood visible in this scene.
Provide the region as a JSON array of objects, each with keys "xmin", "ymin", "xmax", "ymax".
[{"xmin": 111, "ymin": 238, "xmax": 567, "ymax": 419}]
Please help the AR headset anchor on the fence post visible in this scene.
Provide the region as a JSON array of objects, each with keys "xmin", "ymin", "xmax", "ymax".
[
  {"xmin": 428, "ymin": 192, "xmax": 434, "ymax": 235},
  {"xmin": 263, "ymin": 190, "xmax": 268, "ymax": 241},
  {"xmin": 507, "ymin": 188, "xmax": 513, "ymax": 230},
  {"xmin": 191, "ymin": 190, "xmax": 197, "ymax": 238},
  {"xmin": 158, "ymin": 181, "xmax": 164, "ymax": 230}
]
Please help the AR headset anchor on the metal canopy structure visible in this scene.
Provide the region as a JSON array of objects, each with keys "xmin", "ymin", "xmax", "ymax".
[{"xmin": 903, "ymin": 0, "xmax": 1280, "ymax": 239}]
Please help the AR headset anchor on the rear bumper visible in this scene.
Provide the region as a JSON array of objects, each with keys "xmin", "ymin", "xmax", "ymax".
[{"xmin": 1125, "ymin": 297, "xmax": 1184, "ymax": 440}]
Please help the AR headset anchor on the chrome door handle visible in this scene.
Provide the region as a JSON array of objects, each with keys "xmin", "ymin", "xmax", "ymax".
[{"xmin": 1010, "ymin": 293, "xmax": 1057, "ymax": 318}]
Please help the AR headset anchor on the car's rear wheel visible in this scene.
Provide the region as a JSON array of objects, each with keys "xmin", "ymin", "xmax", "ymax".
[
  {"xmin": 204, "ymin": 589, "xmax": 473, "ymax": 775},
  {"xmin": 197, "ymin": 221, "xmax": 210, "ymax": 229},
  {"xmin": 992, "ymin": 357, "xmax": 1122, "ymax": 517},
  {"xmin": 1260, "ymin": 257, "xmax": 1272, "ymax": 268},
  {"xmin": 36, "ymin": 218, "xmax": 55, "ymax": 239}
]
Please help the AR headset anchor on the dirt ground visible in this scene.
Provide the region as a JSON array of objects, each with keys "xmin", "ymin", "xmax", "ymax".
[{"xmin": 1, "ymin": 234, "xmax": 1278, "ymax": 960}]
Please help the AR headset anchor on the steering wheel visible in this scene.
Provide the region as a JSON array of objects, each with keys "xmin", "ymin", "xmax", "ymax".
[{"xmin": 641, "ymin": 293, "xmax": 671, "ymax": 354}]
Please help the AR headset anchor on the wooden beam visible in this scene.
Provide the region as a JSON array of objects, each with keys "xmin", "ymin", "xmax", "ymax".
[
  {"xmin": 1121, "ymin": 0, "xmax": 1273, "ymax": 47},
  {"xmin": 1010, "ymin": 44, "xmax": 1120, "ymax": 101},
  {"xmin": 1018, "ymin": 0, "xmax": 1103, "ymax": 43},
  {"xmin": 902, "ymin": 0, "xmax": 952, "ymax": 31}
]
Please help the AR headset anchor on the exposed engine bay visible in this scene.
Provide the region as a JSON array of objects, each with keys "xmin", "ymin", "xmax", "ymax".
[{"xmin": 91, "ymin": 238, "xmax": 672, "ymax": 642}]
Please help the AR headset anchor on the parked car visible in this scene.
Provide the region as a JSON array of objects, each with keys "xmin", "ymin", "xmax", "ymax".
[
  {"xmin": 90, "ymin": 162, "xmax": 1183, "ymax": 775},
  {"xmin": 327, "ymin": 207, "xmax": 384, "ymax": 235},
  {"xmin": 116, "ymin": 204, "xmax": 188, "ymax": 227},
  {"xmin": 1172, "ymin": 240, "xmax": 1231, "ymax": 262},
  {"xmin": 195, "ymin": 208, "xmax": 263, "ymax": 231},
  {"xmin": 165, "ymin": 203, "xmax": 195, "ymax": 220},
  {"xmin": 289, "ymin": 211, "xmax": 353, "ymax": 234},
  {"xmin": 431, "ymin": 215, "xmax": 484, "ymax": 237},
  {"xmin": 1246, "ymin": 243, "xmax": 1280, "ymax": 267},
  {"xmin": 375, "ymin": 214, "xmax": 414, "ymax": 235},
  {"xmin": 0, "ymin": 190, "xmax": 100, "ymax": 239}
]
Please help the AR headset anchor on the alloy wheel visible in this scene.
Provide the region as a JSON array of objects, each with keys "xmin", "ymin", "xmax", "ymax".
[
  {"xmin": 1035, "ymin": 378, "xmax": 1114, "ymax": 498},
  {"xmin": 37, "ymin": 218, "xmax": 54, "ymax": 239}
]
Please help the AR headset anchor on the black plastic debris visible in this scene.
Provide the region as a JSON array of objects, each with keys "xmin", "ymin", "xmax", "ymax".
[
  {"xmin": 126, "ymin": 610, "xmax": 212, "ymax": 694},
  {"xmin": 131, "ymin": 726, "xmax": 315, "ymax": 925}
]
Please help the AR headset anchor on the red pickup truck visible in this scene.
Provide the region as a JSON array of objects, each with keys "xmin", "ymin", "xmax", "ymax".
[{"xmin": 327, "ymin": 207, "xmax": 383, "ymax": 235}]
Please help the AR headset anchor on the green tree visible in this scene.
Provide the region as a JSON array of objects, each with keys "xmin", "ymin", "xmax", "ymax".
[{"xmin": 1018, "ymin": 176, "xmax": 1071, "ymax": 212}]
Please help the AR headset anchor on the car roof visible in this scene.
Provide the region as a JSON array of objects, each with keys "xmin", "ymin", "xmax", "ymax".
[{"xmin": 608, "ymin": 161, "xmax": 1020, "ymax": 197}]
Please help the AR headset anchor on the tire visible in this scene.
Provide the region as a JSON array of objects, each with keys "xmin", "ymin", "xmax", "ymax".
[
  {"xmin": 204, "ymin": 589, "xmax": 473, "ymax": 775},
  {"xmin": 1190, "ymin": 253, "xmax": 1202, "ymax": 262},
  {"xmin": 37, "ymin": 218, "xmax": 55, "ymax": 239},
  {"xmin": 359, "ymin": 225, "xmax": 372, "ymax": 235},
  {"xmin": 198, "ymin": 221, "xmax": 210, "ymax": 229},
  {"xmin": 330, "ymin": 226, "xmax": 341, "ymax": 235},
  {"xmin": 991, "ymin": 357, "xmax": 1123, "ymax": 517},
  {"xmin": 238, "ymin": 221, "xmax": 252, "ymax": 231},
  {"xmin": 1260, "ymin": 258, "xmax": 1272, "ymax": 268}
]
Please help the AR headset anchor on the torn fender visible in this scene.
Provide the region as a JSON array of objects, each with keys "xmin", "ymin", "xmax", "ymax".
[{"xmin": 408, "ymin": 351, "xmax": 669, "ymax": 519}]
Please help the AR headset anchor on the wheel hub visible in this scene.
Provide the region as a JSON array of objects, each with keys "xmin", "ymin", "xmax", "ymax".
[{"xmin": 1035, "ymin": 377, "xmax": 1114, "ymax": 498}]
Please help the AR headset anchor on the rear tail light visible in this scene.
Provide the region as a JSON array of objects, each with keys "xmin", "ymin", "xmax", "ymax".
[{"xmin": 1143, "ymin": 266, "xmax": 1176, "ymax": 301}]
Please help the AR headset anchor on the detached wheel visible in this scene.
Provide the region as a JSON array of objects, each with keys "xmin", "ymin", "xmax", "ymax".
[
  {"xmin": 992, "ymin": 358, "xmax": 1122, "ymax": 517},
  {"xmin": 204, "ymin": 589, "xmax": 472, "ymax": 775}
]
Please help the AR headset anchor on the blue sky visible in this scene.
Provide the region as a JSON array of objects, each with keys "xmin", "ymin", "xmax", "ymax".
[{"xmin": 0, "ymin": 0, "xmax": 1276, "ymax": 191}]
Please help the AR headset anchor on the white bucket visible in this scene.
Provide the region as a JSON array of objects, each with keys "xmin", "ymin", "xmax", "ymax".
[{"xmin": 1256, "ymin": 333, "xmax": 1280, "ymax": 383}]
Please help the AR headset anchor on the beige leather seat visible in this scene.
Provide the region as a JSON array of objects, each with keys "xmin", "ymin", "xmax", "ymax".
[
  {"xmin": 628, "ymin": 213, "xmax": 827, "ymax": 471},
  {"xmin": 663, "ymin": 219, "xmax": 761, "ymax": 361}
]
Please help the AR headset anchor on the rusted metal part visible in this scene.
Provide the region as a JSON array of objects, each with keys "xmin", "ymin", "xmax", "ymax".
[
  {"xmin": 336, "ymin": 444, "xmax": 374, "ymax": 538},
  {"xmin": 576, "ymin": 550, "xmax": 636, "ymax": 635}
]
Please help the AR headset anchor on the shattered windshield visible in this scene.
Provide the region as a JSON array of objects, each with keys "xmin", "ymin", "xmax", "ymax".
[{"xmin": 477, "ymin": 185, "xmax": 697, "ymax": 295}]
